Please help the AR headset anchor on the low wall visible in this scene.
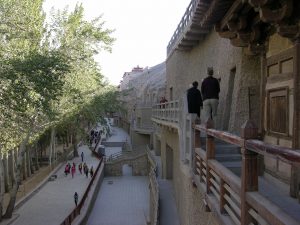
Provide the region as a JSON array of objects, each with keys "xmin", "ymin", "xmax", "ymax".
[
  {"xmin": 104, "ymin": 153, "xmax": 149, "ymax": 176},
  {"xmin": 101, "ymin": 141, "xmax": 125, "ymax": 147}
]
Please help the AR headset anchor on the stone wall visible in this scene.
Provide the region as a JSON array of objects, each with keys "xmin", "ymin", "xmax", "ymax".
[
  {"xmin": 160, "ymin": 127, "xmax": 218, "ymax": 225},
  {"xmin": 104, "ymin": 153, "xmax": 149, "ymax": 176},
  {"xmin": 166, "ymin": 31, "xmax": 261, "ymax": 133}
]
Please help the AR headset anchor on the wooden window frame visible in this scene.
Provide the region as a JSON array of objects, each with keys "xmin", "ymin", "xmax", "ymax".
[
  {"xmin": 266, "ymin": 48, "xmax": 294, "ymax": 83},
  {"xmin": 267, "ymin": 87, "xmax": 289, "ymax": 137}
]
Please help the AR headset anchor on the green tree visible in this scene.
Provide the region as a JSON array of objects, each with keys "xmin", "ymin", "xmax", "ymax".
[{"xmin": 0, "ymin": 1, "xmax": 118, "ymax": 218}]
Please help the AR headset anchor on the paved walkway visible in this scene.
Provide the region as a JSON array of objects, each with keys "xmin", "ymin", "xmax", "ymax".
[
  {"xmin": 104, "ymin": 127, "xmax": 130, "ymax": 158},
  {"xmin": 87, "ymin": 126, "xmax": 150, "ymax": 225},
  {"xmin": 87, "ymin": 176, "xmax": 149, "ymax": 225},
  {"xmin": 1, "ymin": 145, "xmax": 99, "ymax": 225}
]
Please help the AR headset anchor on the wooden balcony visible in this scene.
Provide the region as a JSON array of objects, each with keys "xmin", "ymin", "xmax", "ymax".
[{"xmin": 193, "ymin": 119, "xmax": 300, "ymax": 225}]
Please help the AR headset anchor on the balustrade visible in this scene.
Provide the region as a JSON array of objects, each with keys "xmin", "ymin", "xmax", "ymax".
[
  {"xmin": 152, "ymin": 100, "xmax": 180, "ymax": 124},
  {"xmin": 167, "ymin": 0, "xmax": 199, "ymax": 55}
]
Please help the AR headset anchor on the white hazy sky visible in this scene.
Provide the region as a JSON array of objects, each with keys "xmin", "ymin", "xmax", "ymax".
[{"xmin": 43, "ymin": 0, "xmax": 191, "ymax": 85}]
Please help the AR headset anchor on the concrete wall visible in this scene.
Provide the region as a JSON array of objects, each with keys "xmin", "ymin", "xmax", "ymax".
[
  {"xmin": 160, "ymin": 127, "xmax": 218, "ymax": 225},
  {"xmin": 131, "ymin": 131, "xmax": 151, "ymax": 149},
  {"xmin": 166, "ymin": 31, "xmax": 261, "ymax": 133}
]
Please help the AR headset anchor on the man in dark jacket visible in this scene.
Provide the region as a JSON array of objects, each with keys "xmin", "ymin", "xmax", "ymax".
[
  {"xmin": 201, "ymin": 67, "xmax": 220, "ymax": 122},
  {"xmin": 187, "ymin": 81, "xmax": 203, "ymax": 117}
]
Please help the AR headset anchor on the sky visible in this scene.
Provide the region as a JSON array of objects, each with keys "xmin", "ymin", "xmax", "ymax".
[{"xmin": 43, "ymin": 0, "xmax": 191, "ymax": 85}]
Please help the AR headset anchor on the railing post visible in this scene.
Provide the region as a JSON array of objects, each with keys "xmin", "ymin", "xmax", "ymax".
[
  {"xmin": 205, "ymin": 118, "xmax": 215, "ymax": 194},
  {"xmin": 194, "ymin": 124, "xmax": 201, "ymax": 176},
  {"xmin": 240, "ymin": 120, "xmax": 258, "ymax": 225}
]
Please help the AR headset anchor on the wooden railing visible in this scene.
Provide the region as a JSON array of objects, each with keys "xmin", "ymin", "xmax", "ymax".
[
  {"xmin": 60, "ymin": 137, "xmax": 103, "ymax": 225},
  {"xmin": 193, "ymin": 119, "xmax": 300, "ymax": 225},
  {"xmin": 167, "ymin": 0, "xmax": 199, "ymax": 55},
  {"xmin": 152, "ymin": 100, "xmax": 180, "ymax": 124}
]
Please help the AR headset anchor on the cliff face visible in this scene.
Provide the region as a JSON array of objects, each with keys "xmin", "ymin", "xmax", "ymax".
[{"xmin": 119, "ymin": 62, "xmax": 166, "ymax": 123}]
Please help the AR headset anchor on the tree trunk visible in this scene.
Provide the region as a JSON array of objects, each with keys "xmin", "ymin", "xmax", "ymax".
[
  {"xmin": 72, "ymin": 132, "xmax": 79, "ymax": 157},
  {"xmin": 3, "ymin": 154, "xmax": 10, "ymax": 192},
  {"xmin": 22, "ymin": 148, "xmax": 27, "ymax": 181},
  {"xmin": 4, "ymin": 132, "xmax": 31, "ymax": 218},
  {"xmin": 26, "ymin": 150, "xmax": 31, "ymax": 177},
  {"xmin": 35, "ymin": 144, "xmax": 39, "ymax": 171},
  {"xmin": 29, "ymin": 149, "xmax": 34, "ymax": 175},
  {"xmin": 66, "ymin": 130, "xmax": 69, "ymax": 147},
  {"xmin": 0, "ymin": 152, "xmax": 5, "ymax": 221},
  {"xmin": 49, "ymin": 127, "xmax": 55, "ymax": 166}
]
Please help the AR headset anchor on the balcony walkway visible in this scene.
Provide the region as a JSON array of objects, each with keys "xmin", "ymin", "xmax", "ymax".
[{"xmin": 207, "ymin": 139, "xmax": 300, "ymax": 222}]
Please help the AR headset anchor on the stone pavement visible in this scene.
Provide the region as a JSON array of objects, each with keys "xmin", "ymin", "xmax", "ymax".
[
  {"xmin": 87, "ymin": 176, "xmax": 149, "ymax": 225},
  {"xmin": 104, "ymin": 127, "xmax": 130, "ymax": 158},
  {"xmin": 87, "ymin": 126, "xmax": 151, "ymax": 225},
  {"xmin": 1, "ymin": 144, "xmax": 99, "ymax": 225}
]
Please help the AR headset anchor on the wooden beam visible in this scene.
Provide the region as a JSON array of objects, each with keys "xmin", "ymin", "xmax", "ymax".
[
  {"xmin": 277, "ymin": 24, "xmax": 300, "ymax": 39},
  {"xmin": 219, "ymin": 0, "xmax": 244, "ymax": 30},
  {"xmin": 230, "ymin": 37, "xmax": 249, "ymax": 47},
  {"xmin": 248, "ymin": 0, "xmax": 270, "ymax": 7},
  {"xmin": 259, "ymin": 0, "xmax": 293, "ymax": 23},
  {"xmin": 217, "ymin": 30, "xmax": 237, "ymax": 39},
  {"xmin": 181, "ymin": 39, "xmax": 199, "ymax": 46}
]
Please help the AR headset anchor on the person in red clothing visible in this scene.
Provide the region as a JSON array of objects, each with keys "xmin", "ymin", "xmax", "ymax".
[
  {"xmin": 159, "ymin": 96, "xmax": 168, "ymax": 108},
  {"xmin": 71, "ymin": 164, "xmax": 76, "ymax": 178}
]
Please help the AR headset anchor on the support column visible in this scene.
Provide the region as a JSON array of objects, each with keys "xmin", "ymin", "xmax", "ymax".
[
  {"xmin": 240, "ymin": 120, "xmax": 258, "ymax": 225},
  {"xmin": 291, "ymin": 40, "xmax": 300, "ymax": 198},
  {"xmin": 205, "ymin": 118, "xmax": 215, "ymax": 194},
  {"xmin": 258, "ymin": 52, "xmax": 266, "ymax": 176}
]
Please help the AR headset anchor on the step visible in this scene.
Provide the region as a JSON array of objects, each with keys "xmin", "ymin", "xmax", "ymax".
[
  {"xmin": 215, "ymin": 153, "xmax": 241, "ymax": 162},
  {"xmin": 215, "ymin": 145, "xmax": 240, "ymax": 154},
  {"xmin": 221, "ymin": 161, "xmax": 241, "ymax": 176}
]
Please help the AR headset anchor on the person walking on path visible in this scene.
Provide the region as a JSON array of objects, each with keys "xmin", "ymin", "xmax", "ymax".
[
  {"xmin": 64, "ymin": 164, "xmax": 70, "ymax": 176},
  {"xmin": 84, "ymin": 165, "xmax": 89, "ymax": 178},
  {"xmin": 201, "ymin": 67, "xmax": 220, "ymax": 122},
  {"xmin": 71, "ymin": 164, "xmax": 76, "ymax": 178},
  {"xmin": 81, "ymin": 152, "xmax": 84, "ymax": 162},
  {"xmin": 74, "ymin": 192, "xmax": 78, "ymax": 207},
  {"xmin": 187, "ymin": 81, "xmax": 203, "ymax": 118},
  {"xmin": 78, "ymin": 163, "xmax": 82, "ymax": 174},
  {"xmin": 90, "ymin": 166, "xmax": 94, "ymax": 178}
]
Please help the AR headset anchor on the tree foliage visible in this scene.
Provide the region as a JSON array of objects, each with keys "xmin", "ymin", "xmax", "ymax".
[
  {"xmin": 0, "ymin": 1, "xmax": 118, "ymax": 153},
  {"xmin": 0, "ymin": 0, "xmax": 120, "ymax": 217}
]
